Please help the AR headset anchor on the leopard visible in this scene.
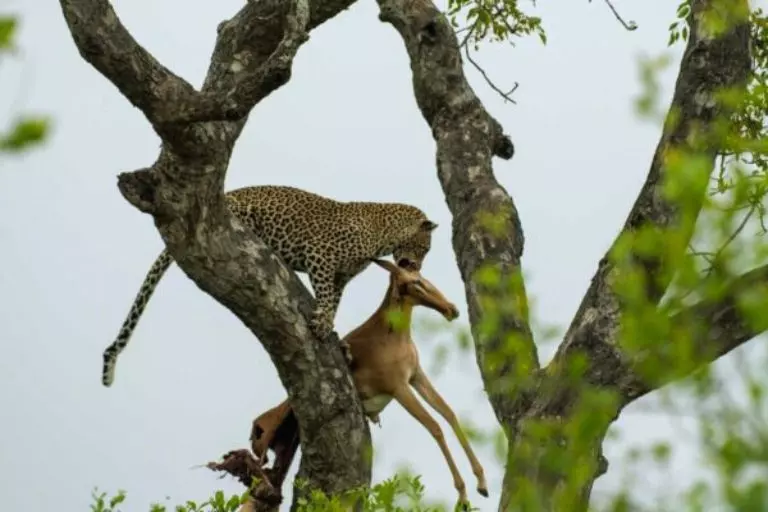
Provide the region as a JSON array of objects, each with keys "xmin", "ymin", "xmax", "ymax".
[{"xmin": 102, "ymin": 185, "xmax": 438, "ymax": 387}]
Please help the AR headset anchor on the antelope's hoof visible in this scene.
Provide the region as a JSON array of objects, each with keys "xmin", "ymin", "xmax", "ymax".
[{"xmin": 477, "ymin": 485, "xmax": 489, "ymax": 498}]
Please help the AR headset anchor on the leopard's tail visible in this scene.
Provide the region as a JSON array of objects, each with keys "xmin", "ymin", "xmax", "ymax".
[{"xmin": 102, "ymin": 250, "xmax": 174, "ymax": 387}]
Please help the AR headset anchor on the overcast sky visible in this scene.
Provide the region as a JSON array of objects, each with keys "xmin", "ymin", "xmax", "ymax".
[{"xmin": 2, "ymin": 0, "xmax": 766, "ymax": 510}]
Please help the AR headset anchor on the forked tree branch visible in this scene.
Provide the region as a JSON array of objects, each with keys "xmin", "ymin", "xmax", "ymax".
[
  {"xmin": 58, "ymin": 0, "xmax": 348, "ymax": 139},
  {"xmin": 153, "ymin": 0, "xmax": 311, "ymax": 124},
  {"xmin": 59, "ymin": 0, "xmax": 369, "ymax": 502},
  {"xmin": 376, "ymin": 0, "xmax": 535, "ymax": 428},
  {"xmin": 495, "ymin": 2, "xmax": 754, "ymax": 509},
  {"xmin": 58, "ymin": 0, "xmax": 196, "ymax": 123},
  {"xmin": 552, "ymin": 0, "xmax": 752, "ymax": 403}
]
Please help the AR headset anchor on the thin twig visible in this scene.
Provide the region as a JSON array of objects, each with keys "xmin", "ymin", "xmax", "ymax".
[
  {"xmin": 457, "ymin": 18, "xmax": 479, "ymax": 49},
  {"xmin": 597, "ymin": 0, "xmax": 638, "ymax": 31},
  {"xmin": 758, "ymin": 203, "xmax": 768, "ymax": 233},
  {"xmin": 671, "ymin": 206, "xmax": 757, "ymax": 305},
  {"xmin": 454, "ymin": 25, "xmax": 472, "ymax": 36},
  {"xmin": 463, "ymin": 44, "xmax": 519, "ymax": 104},
  {"xmin": 688, "ymin": 247, "xmax": 714, "ymax": 263},
  {"xmin": 455, "ymin": 14, "xmax": 520, "ymax": 104},
  {"xmin": 705, "ymin": 205, "xmax": 757, "ymax": 277}
]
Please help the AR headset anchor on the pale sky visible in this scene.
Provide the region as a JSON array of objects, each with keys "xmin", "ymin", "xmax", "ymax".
[{"xmin": 2, "ymin": 0, "xmax": 765, "ymax": 510}]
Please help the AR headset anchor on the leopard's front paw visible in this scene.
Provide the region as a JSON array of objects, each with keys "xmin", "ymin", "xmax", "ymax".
[{"xmin": 309, "ymin": 314, "xmax": 333, "ymax": 341}]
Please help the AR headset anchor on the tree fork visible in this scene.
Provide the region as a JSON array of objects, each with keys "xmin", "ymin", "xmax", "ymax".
[{"xmin": 58, "ymin": 0, "xmax": 371, "ymax": 504}]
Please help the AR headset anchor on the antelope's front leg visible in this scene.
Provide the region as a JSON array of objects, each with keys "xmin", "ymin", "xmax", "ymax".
[{"xmin": 411, "ymin": 368, "xmax": 488, "ymax": 498}]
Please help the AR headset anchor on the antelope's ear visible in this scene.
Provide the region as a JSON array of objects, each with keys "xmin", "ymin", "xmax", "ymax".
[
  {"xmin": 420, "ymin": 220, "xmax": 438, "ymax": 232},
  {"xmin": 371, "ymin": 258, "xmax": 400, "ymax": 274}
]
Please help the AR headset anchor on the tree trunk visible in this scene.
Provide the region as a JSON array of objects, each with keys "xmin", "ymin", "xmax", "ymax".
[{"xmin": 377, "ymin": 0, "xmax": 753, "ymax": 510}]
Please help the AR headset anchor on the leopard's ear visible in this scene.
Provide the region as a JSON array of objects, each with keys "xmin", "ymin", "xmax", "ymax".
[{"xmin": 420, "ymin": 220, "xmax": 438, "ymax": 232}]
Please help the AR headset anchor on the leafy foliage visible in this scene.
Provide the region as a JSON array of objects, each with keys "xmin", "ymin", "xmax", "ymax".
[
  {"xmin": 0, "ymin": 14, "xmax": 49, "ymax": 155},
  {"xmin": 668, "ymin": 1, "xmax": 692, "ymax": 46},
  {"xmin": 586, "ymin": 2, "xmax": 768, "ymax": 509},
  {"xmin": 90, "ymin": 487, "xmax": 250, "ymax": 512},
  {"xmin": 447, "ymin": 0, "xmax": 546, "ymax": 49},
  {"xmin": 0, "ymin": 15, "xmax": 17, "ymax": 49},
  {"xmin": 90, "ymin": 489, "xmax": 127, "ymax": 512},
  {"xmin": 1, "ymin": 117, "xmax": 48, "ymax": 152},
  {"xmin": 89, "ymin": 474, "xmax": 463, "ymax": 512}
]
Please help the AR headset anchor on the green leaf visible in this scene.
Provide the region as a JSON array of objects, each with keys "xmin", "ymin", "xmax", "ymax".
[
  {"xmin": 651, "ymin": 442, "xmax": 671, "ymax": 464},
  {"xmin": 109, "ymin": 490, "xmax": 127, "ymax": 509},
  {"xmin": 0, "ymin": 16, "xmax": 17, "ymax": 50},
  {"xmin": 0, "ymin": 117, "xmax": 50, "ymax": 152}
]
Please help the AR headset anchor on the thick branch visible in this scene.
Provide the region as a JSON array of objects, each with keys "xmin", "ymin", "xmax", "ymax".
[
  {"xmin": 377, "ymin": 1, "xmax": 515, "ymax": 161},
  {"xmin": 58, "ymin": 0, "xmax": 199, "ymax": 125},
  {"xmin": 61, "ymin": 0, "xmax": 369, "ymax": 499},
  {"xmin": 58, "ymin": 0, "xmax": 319, "ymax": 132},
  {"xmin": 376, "ymin": 0, "xmax": 536, "ymax": 427},
  {"xmin": 496, "ymin": 3, "xmax": 753, "ymax": 509},
  {"xmin": 155, "ymin": 0, "xmax": 311, "ymax": 124},
  {"xmin": 553, "ymin": 0, "xmax": 752, "ymax": 401},
  {"xmin": 628, "ymin": 263, "xmax": 768, "ymax": 399},
  {"xmin": 497, "ymin": 262, "xmax": 768, "ymax": 510},
  {"xmin": 499, "ymin": 263, "xmax": 768, "ymax": 511}
]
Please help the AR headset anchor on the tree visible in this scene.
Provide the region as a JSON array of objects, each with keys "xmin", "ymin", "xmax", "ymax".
[{"xmin": 60, "ymin": 0, "xmax": 767, "ymax": 510}]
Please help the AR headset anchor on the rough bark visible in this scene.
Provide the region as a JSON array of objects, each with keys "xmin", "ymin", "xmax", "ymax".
[
  {"xmin": 60, "ymin": 0, "xmax": 762, "ymax": 509},
  {"xmin": 376, "ymin": 0, "xmax": 535, "ymax": 432},
  {"xmin": 58, "ymin": 0, "xmax": 371, "ymax": 502},
  {"xmin": 553, "ymin": 0, "xmax": 752, "ymax": 402},
  {"xmin": 505, "ymin": 2, "xmax": 752, "ymax": 509},
  {"xmin": 377, "ymin": 0, "xmax": 755, "ymax": 510},
  {"xmin": 509, "ymin": 1, "xmax": 751, "ymax": 509}
]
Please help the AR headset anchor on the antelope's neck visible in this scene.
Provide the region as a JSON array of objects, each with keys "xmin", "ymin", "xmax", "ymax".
[{"xmin": 369, "ymin": 290, "xmax": 413, "ymax": 335}]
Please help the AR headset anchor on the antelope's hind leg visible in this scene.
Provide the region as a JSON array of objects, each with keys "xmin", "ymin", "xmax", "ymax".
[
  {"xmin": 411, "ymin": 368, "xmax": 488, "ymax": 498},
  {"xmin": 392, "ymin": 385, "xmax": 471, "ymax": 509}
]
